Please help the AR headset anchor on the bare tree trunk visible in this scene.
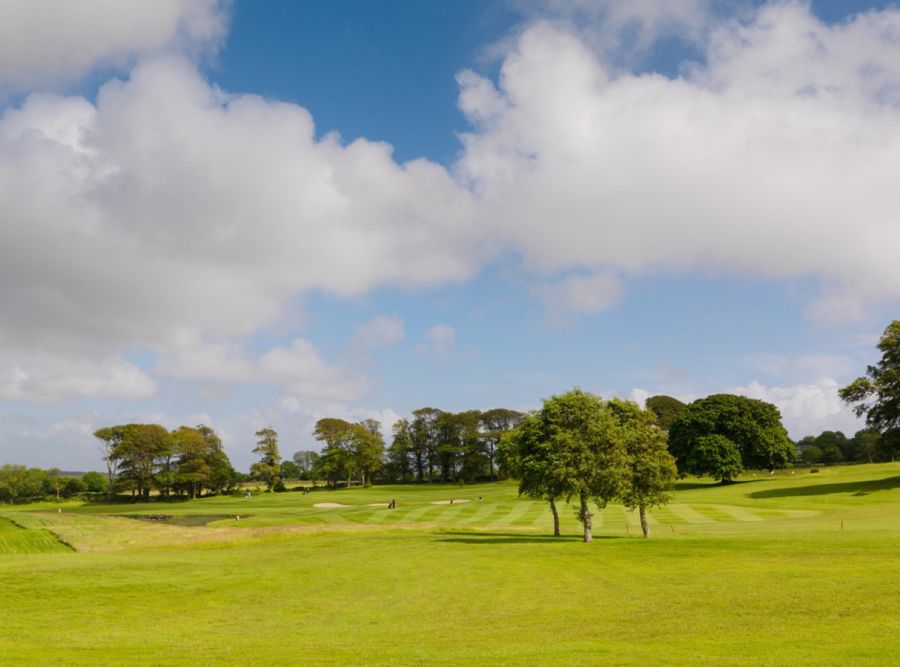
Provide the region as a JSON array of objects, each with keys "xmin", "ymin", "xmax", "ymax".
[
  {"xmin": 639, "ymin": 503, "xmax": 650, "ymax": 538},
  {"xmin": 548, "ymin": 498, "xmax": 560, "ymax": 536},
  {"xmin": 580, "ymin": 492, "xmax": 592, "ymax": 543}
]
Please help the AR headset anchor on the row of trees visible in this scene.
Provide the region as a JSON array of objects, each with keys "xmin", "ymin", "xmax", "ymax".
[
  {"xmin": 248, "ymin": 410, "xmax": 526, "ymax": 491},
  {"xmin": 797, "ymin": 429, "xmax": 898, "ymax": 465},
  {"xmin": 0, "ymin": 465, "xmax": 107, "ymax": 502},
  {"xmin": 94, "ymin": 424, "xmax": 237, "ymax": 500},
  {"xmin": 386, "ymin": 408, "xmax": 523, "ymax": 483}
]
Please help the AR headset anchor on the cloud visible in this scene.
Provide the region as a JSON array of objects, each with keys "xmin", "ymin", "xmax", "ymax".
[
  {"xmin": 4, "ymin": 2, "xmax": 900, "ymax": 407},
  {"xmin": 741, "ymin": 353, "xmax": 857, "ymax": 381},
  {"xmin": 0, "ymin": 56, "xmax": 484, "ymax": 402},
  {"xmin": 511, "ymin": 0, "xmax": 711, "ymax": 64},
  {"xmin": 417, "ymin": 324, "xmax": 457, "ymax": 354},
  {"xmin": 353, "ymin": 315, "xmax": 405, "ymax": 350},
  {"xmin": 729, "ymin": 378, "xmax": 863, "ymax": 439},
  {"xmin": 457, "ymin": 5, "xmax": 900, "ymax": 320},
  {"xmin": 0, "ymin": 353, "xmax": 156, "ymax": 403},
  {"xmin": 0, "ymin": 0, "xmax": 227, "ymax": 91},
  {"xmin": 157, "ymin": 337, "xmax": 367, "ymax": 404},
  {"xmin": 534, "ymin": 272, "xmax": 623, "ymax": 325}
]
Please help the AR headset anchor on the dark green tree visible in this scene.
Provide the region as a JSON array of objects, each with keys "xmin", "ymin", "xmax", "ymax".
[
  {"xmin": 645, "ymin": 395, "xmax": 687, "ymax": 431},
  {"xmin": 479, "ymin": 408, "xmax": 524, "ymax": 479},
  {"xmin": 668, "ymin": 394, "xmax": 794, "ymax": 482}
]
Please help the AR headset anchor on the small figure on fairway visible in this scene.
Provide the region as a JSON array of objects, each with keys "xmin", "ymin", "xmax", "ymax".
[{"xmin": 389, "ymin": 498, "xmax": 396, "ymax": 509}]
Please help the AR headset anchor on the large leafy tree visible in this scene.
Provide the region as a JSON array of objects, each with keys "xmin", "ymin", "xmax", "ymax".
[
  {"xmin": 840, "ymin": 321, "xmax": 900, "ymax": 458},
  {"xmin": 505, "ymin": 389, "xmax": 629, "ymax": 542},
  {"xmin": 251, "ymin": 427, "xmax": 281, "ymax": 490},
  {"xmin": 113, "ymin": 424, "xmax": 173, "ymax": 500},
  {"xmin": 608, "ymin": 399, "xmax": 677, "ymax": 538},
  {"xmin": 668, "ymin": 394, "xmax": 794, "ymax": 482}
]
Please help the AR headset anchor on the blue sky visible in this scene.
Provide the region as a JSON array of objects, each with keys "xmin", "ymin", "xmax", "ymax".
[{"xmin": 1, "ymin": 0, "xmax": 898, "ymax": 470}]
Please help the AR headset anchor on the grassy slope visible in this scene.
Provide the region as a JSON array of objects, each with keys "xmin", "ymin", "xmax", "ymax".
[{"xmin": 0, "ymin": 463, "xmax": 898, "ymax": 665}]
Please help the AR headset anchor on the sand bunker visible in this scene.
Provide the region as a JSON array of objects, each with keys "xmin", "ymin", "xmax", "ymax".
[
  {"xmin": 313, "ymin": 502, "xmax": 350, "ymax": 509},
  {"xmin": 430, "ymin": 499, "xmax": 471, "ymax": 505}
]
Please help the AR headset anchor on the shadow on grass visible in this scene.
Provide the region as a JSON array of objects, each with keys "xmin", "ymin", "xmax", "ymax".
[
  {"xmin": 747, "ymin": 475, "xmax": 900, "ymax": 499},
  {"xmin": 434, "ymin": 531, "xmax": 622, "ymax": 544}
]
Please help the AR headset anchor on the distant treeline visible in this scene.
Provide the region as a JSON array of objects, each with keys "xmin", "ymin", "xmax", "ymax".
[
  {"xmin": 797, "ymin": 430, "xmax": 898, "ymax": 465},
  {"xmin": 0, "ymin": 465, "xmax": 107, "ymax": 503}
]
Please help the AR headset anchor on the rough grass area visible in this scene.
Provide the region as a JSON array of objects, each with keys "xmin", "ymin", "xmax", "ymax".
[{"xmin": 0, "ymin": 463, "xmax": 898, "ymax": 665}]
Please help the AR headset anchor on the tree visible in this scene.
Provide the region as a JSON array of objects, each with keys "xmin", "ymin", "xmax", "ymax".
[
  {"xmin": 280, "ymin": 460, "xmax": 300, "ymax": 480},
  {"xmin": 799, "ymin": 445, "xmax": 823, "ymax": 465},
  {"xmin": 500, "ymin": 413, "xmax": 567, "ymax": 536},
  {"xmin": 47, "ymin": 468, "xmax": 62, "ymax": 499},
  {"xmin": 251, "ymin": 427, "xmax": 281, "ymax": 490},
  {"xmin": 608, "ymin": 399, "xmax": 677, "ymax": 538},
  {"xmin": 351, "ymin": 422, "xmax": 384, "ymax": 486},
  {"xmin": 645, "ymin": 395, "xmax": 687, "ymax": 431},
  {"xmin": 313, "ymin": 418, "xmax": 355, "ymax": 485},
  {"xmin": 668, "ymin": 394, "xmax": 794, "ymax": 482},
  {"xmin": 94, "ymin": 426, "xmax": 126, "ymax": 501},
  {"xmin": 503, "ymin": 389, "xmax": 629, "ymax": 542},
  {"xmin": 480, "ymin": 408, "xmax": 524, "ymax": 479},
  {"xmin": 292, "ymin": 451, "xmax": 320, "ymax": 480},
  {"xmin": 196, "ymin": 425, "xmax": 236, "ymax": 495},
  {"xmin": 411, "ymin": 408, "xmax": 442, "ymax": 482},
  {"xmin": 81, "ymin": 471, "xmax": 108, "ymax": 494},
  {"xmin": 386, "ymin": 419, "xmax": 414, "ymax": 482},
  {"xmin": 173, "ymin": 426, "xmax": 211, "ymax": 498},
  {"xmin": 840, "ymin": 321, "xmax": 900, "ymax": 460},
  {"xmin": 112, "ymin": 424, "xmax": 173, "ymax": 500}
]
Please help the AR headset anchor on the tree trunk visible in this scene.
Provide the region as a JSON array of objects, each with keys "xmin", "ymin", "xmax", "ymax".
[
  {"xmin": 549, "ymin": 497, "xmax": 560, "ymax": 536},
  {"xmin": 639, "ymin": 503, "xmax": 650, "ymax": 538},
  {"xmin": 580, "ymin": 492, "xmax": 592, "ymax": 543}
]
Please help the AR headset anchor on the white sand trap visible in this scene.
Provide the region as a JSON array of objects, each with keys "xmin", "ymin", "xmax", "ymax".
[
  {"xmin": 367, "ymin": 503, "xmax": 390, "ymax": 507},
  {"xmin": 430, "ymin": 499, "xmax": 471, "ymax": 505},
  {"xmin": 313, "ymin": 502, "xmax": 350, "ymax": 508}
]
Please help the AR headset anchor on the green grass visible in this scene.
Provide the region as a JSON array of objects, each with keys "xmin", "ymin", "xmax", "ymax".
[
  {"xmin": 0, "ymin": 515, "xmax": 73, "ymax": 554},
  {"xmin": 1, "ymin": 463, "xmax": 899, "ymax": 664}
]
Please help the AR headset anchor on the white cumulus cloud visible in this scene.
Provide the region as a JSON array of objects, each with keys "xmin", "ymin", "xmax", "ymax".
[{"xmin": 0, "ymin": 0, "xmax": 227, "ymax": 91}]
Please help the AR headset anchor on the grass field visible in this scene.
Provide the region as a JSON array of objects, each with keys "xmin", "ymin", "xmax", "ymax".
[{"xmin": 1, "ymin": 463, "xmax": 898, "ymax": 665}]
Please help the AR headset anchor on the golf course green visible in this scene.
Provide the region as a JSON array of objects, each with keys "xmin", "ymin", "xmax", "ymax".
[{"xmin": 1, "ymin": 463, "xmax": 898, "ymax": 665}]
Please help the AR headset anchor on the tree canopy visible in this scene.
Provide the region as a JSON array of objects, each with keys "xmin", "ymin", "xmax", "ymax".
[
  {"xmin": 502, "ymin": 389, "xmax": 629, "ymax": 542},
  {"xmin": 840, "ymin": 321, "xmax": 900, "ymax": 455},
  {"xmin": 608, "ymin": 399, "xmax": 678, "ymax": 538},
  {"xmin": 668, "ymin": 394, "xmax": 794, "ymax": 482},
  {"xmin": 645, "ymin": 395, "xmax": 687, "ymax": 431}
]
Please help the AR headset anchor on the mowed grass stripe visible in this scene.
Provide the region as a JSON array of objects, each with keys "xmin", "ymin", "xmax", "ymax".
[{"xmin": 0, "ymin": 516, "xmax": 72, "ymax": 554}]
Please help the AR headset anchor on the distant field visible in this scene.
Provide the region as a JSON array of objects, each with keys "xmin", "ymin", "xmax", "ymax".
[{"xmin": 1, "ymin": 463, "xmax": 898, "ymax": 665}]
